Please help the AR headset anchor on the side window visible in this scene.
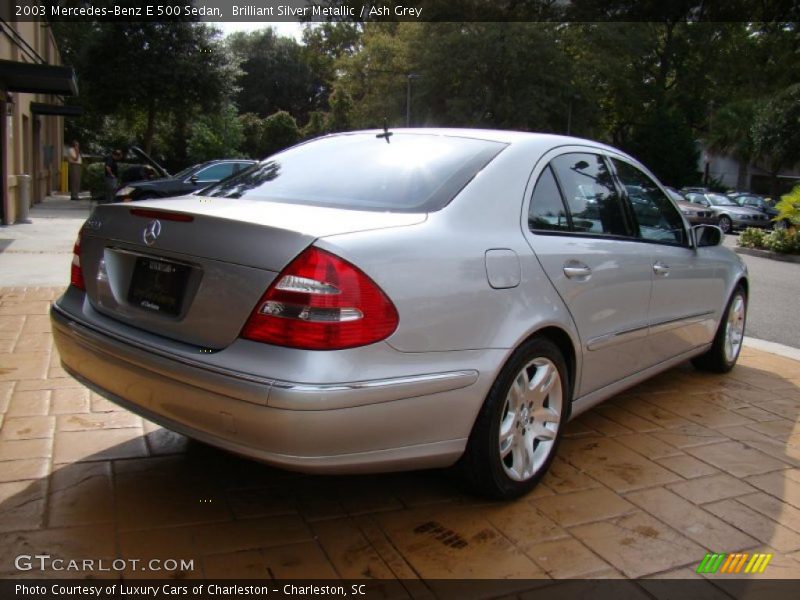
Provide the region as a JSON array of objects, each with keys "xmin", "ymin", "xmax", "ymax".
[
  {"xmin": 611, "ymin": 159, "xmax": 686, "ymax": 245},
  {"xmin": 195, "ymin": 163, "xmax": 235, "ymax": 182},
  {"xmin": 550, "ymin": 153, "xmax": 629, "ymax": 236},
  {"xmin": 529, "ymin": 166, "xmax": 570, "ymax": 232}
]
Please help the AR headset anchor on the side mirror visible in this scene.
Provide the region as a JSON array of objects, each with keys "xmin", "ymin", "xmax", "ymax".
[
  {"xmin": 693, "ymin": 224, "xmax": 723, "ymax": 248},
  {"xmin": 189, "ymin": 176, "xmax": 198, "ymax": 184}
]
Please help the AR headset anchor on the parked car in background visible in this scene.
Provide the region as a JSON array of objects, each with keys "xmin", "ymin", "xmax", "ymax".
[
  {"xmin": 665, "ymin": 186, "xmax": 717, "ymax": 226},
  {"xmin": 115, "ymin": 159, "xmax": 256, "ymax": 202},
  {"xmin": 729, "ymin": 193, "xmax": 785, "ymax": 229},
  {"xmin": 52, "ymin": 129, "xmax": 748, "ymax": 499},
  {"xmin": 684, "ymin": 191, "xmax": 770, "ymax": 233}
]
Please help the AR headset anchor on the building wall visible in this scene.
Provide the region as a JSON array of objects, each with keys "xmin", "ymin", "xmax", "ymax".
[
  {"xmin": 699, "ymin": 144, "xmax": 800, "ymax": 195},
  {"xmin": 1, "ymin": 14, "xmax": 64, "ymax": 224}
]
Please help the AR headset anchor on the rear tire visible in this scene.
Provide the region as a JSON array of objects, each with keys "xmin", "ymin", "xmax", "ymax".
[
  {"xmin": 459, "ymin": 337, "xmax": 570, "ymax": 500},
  {"xmin": 692, "ymin": 285, "xmax": 747, "ymax": 373}
]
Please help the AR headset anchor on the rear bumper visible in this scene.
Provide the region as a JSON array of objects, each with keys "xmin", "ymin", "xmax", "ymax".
[{"xmin": 51, "ymin": 302, "xmax": 481, "ymax": 473}]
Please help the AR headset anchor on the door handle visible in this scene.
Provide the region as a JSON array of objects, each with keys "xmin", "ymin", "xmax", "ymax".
[
  {"xmin": 563, "ymin": 262, "xmax": 592, "ymax": 279},
  {"xmin": 653, "ymin": 262, "xmax": 670, "ymax": 276}
]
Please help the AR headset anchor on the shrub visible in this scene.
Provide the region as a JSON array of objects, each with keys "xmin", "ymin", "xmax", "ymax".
[
  {"xmin": 738, "ymin": 227, "xmax": 767, "ymax": 249},
  {"xmin": 774, "ymin": 185, "xmax": 800, "ymax": 230},
  {"xmin": 84, "ymin": 162, "xmax": 149, "ymax": 200},
  {"xmin": 762, "ymin": 228, "xmax": 800, "ymax": 254},
  {"xmin": 260, "ymin": 111, "xmax": 300, "ymax": 158}
]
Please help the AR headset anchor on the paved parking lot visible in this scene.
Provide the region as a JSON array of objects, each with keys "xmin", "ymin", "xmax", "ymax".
[{"xmin": 1, "ymin": 286, "xmax": 800, "ymax": 586}]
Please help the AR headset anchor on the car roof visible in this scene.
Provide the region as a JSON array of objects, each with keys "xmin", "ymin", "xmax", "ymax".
[{"xmin": 328, "ymin": 128, "xmax": 625, "ymax": 154}]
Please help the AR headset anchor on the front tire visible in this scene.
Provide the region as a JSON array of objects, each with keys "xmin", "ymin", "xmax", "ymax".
[
  {"xmin": 718, "ymin": 215, "xmax": 733, "ymax": 234},
  {"xmin": 692, "ymin": 285, "xmax": 747, "ymax": 373},
  {"xmin": 460, "ymin": 337, "xmax": 570, "ymax": 500}
]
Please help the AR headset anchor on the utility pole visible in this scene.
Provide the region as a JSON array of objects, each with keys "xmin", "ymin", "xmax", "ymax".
[{"xmin": 406, "ymin": 73, "xmax": 418, "ymax": 127}]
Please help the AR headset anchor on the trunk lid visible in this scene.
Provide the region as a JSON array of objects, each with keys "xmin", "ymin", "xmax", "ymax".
[{"xmin": 78, "ymin": 198, "xmax": 424, "ymax": 348}]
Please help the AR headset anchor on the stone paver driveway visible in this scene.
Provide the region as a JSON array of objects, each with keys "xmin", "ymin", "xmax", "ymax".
[{"xmin": 1, "ymin": 287, "xmax": 800, "ymax": 583}]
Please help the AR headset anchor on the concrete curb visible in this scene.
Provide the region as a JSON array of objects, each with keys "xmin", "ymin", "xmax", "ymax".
[
  {"xmin": 744, "ymin": 336, "xmax": 800, "ymax": 361},
  {"xmin": 734, "ymin": 246, "xmax": 800, "ymax": 264}
]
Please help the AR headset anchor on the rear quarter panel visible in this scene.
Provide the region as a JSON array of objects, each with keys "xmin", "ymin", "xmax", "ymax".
[{"xmin": 315, "ymin": 141, "xmax": 581, "ymax": 360}]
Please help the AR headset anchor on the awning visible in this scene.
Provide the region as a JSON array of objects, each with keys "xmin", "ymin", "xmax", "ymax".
[
  {"xmin": 30, "ymin": 102, "xmax": 82, "ymax": 117},
  {"xmin": 0, "ymin": 59, "xmax": 78, "ymax": 95}
]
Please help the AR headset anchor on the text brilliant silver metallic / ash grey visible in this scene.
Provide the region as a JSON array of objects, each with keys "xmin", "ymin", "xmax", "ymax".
[{"xmin": 51, "ymin": 129, "xmax": 748, "ymax": 499}]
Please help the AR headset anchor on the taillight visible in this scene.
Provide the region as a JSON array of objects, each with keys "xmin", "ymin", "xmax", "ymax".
[
  {"xmin": 70, "ymin": 234, "xmax": 85, "ymax": 290},
  {"xmin": 241, "ymin": 247, "xmax": 398, "ymax": 350}
]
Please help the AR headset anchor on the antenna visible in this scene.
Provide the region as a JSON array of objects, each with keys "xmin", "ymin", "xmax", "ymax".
[{"xmin": 376, "ymin": 119, "xmax": 393, "ymax": 143}]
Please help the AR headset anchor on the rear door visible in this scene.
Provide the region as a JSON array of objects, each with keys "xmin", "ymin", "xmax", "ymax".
[
  {"xmin": 524, "ymin": 150, "xmax": 654, "ymax": 397},
  {"xmin": 609, "ymin": 157, "xmax": 725, "ymax": 365}
]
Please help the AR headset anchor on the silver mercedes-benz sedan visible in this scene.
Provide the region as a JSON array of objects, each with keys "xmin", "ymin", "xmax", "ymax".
[{"xmin": 51, "ymin": 129, "xmax": 748, "ymax": 499}]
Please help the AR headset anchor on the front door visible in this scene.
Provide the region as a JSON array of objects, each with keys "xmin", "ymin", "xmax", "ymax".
[{"xmin": 609, "ymin": 157, "xmax": 725, "ymax": 365}]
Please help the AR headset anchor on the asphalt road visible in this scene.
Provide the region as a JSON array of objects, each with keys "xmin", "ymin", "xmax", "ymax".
[{"xmin": 724, "ymin": 234, "xmax": 800, "ymax": 349}]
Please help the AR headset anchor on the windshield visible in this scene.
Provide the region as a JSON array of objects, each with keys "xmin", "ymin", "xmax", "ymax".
[
  {"xmin": 202, "ymin": 133, "xmax": 507, "ymax": 212},
  {"xmin": 173, "ymin": 164, "xmax": 203, "ymax": 180},
  {"xmin": 708, "ymin": 193, "xmax": 736, "ymax": 206}
]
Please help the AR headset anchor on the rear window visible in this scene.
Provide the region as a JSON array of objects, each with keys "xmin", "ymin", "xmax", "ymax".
[{"xmin": 201, "ymin": 133, "xmax": 507, "ymax": 212}]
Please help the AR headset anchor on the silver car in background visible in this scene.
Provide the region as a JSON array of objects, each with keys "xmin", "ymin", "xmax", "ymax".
[
  {"xmin": 684, "ymin": 191, "xmax": 771, "ymax": 233},
  {"xmin": 51, "ymin": 130, "xmax": 748, "ymax": 499}
]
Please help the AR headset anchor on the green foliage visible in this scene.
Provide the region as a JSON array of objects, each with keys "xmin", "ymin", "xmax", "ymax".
[
  {"xmin": 326, "ymin": 87, "xmax": 353, "ymax": 132},
  {"xmin": 622, "ymin": 107, "xmax": 699, "ymax": 187},
  {"xmin": 752, "ymin": 84, "xmax": 800, "ymax": 181},
  {"xmin": 762, "ymin": 229, "xmax": 800, "ymax": 254},
  {"xmin": 227, "ymin": 28, "xmax": 323, "ymax": 121},
  {"xmin": 186, "ymin": 104, "xmax": 244, "ymax": 164},
  {"xmin": 302, "ymin": 111, "xmax": 329, "ymax": 139},
  {"xmin": 738, "ymin": 227, "xmax": 767, "ymax": 249},
  {"xmin": 239, "ymin": 113, "xmax": 265, "ymax": 158},
  {"xmin": 773, "ymin": 185, "xmax": 800, "ymax": 229},
  {"xmin": 738, "ymin": 226, "xmax": 800, "ymax": 255},
  {"xmin": 260, "ymin": 111, "xmax": 301, "ymax": 158},
  {"xmin": 54, "ymin": 20, "xmax": 236, "ymax": 158},
  {"xmin": 54, "ymin": 19, "xmax": 800, "ymax": 193}
]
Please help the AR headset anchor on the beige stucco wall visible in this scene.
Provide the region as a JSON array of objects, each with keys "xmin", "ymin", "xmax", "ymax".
[{"xmin": 2, "ymin": 16, "xmax": 65, "ymax": 224}]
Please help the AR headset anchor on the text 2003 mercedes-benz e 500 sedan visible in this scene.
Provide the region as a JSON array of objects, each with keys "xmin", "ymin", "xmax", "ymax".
[{"xmin": 51, "ymin": 129, "xmax": 747, "ymax": 499}]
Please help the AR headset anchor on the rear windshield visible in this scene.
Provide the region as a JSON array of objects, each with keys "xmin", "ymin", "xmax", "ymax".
[{"xmin": 201, "ymin": 133, "xmax": 507, "ymax": 212}]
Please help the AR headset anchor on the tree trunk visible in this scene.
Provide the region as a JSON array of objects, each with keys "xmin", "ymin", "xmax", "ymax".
[
  {"xmin": 144, "ymin": 101, "xmax": 156, "ymax": 155},
  {"xmin": 736, "ymin": 159, "xmax": 748, "ymax": 191}
]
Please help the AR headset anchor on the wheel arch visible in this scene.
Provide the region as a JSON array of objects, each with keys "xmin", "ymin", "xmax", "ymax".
[{"xmin": 516, "ymin": 325, "xmax": 578, "ymax": 405}]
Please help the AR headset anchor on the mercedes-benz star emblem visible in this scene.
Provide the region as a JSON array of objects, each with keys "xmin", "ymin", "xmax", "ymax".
[{"xmin": 143, "ymin": 220, "xmax": 162, "ymax": 246}]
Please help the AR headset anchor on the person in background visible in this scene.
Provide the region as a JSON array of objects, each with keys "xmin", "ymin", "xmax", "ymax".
[
  {"xmin": 67, "ymin": 140, "xmax": 82, "ymax": 201},
  {"xmin": 104, "ymin": 149, "xmax": 123, "ymax": 204}
]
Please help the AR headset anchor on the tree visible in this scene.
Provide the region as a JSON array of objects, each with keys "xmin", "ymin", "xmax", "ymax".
[
  {"xmin": 53, "ymin": 19, "xmax": 236, "ymax": 159},
  {"xmin": 705, "ymin": 100, "xmax": 758, "ymax": 190},
  {"xmin": 260, "ymin": 111, "xmax": 301, "ymax": 157},
  {"xmin": 186, "ymin": 103, "xmax": 244, "ymax": 164},
  {"xmin": 326, "ymin": 87, "xmax": 353, "ymax": 132},
  {"xmin": 302, "ymin": 111, "xmax": 329, "ymax": 139},
  {"xmin": 228, "ymin": 28, "xmax": 323, "ymax": 121},
  {"xmin": 239, "ymin": 113, "xmax": 265, "ymax": 158},
  {"xmin": 752, "ymin": 84, "xmax": 800, "ymax": 197}
]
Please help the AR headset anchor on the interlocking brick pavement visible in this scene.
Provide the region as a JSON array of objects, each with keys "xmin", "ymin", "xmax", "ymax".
[{"xmin": 1, "ymin": 286, "xmax": 799, "ymax": 583}]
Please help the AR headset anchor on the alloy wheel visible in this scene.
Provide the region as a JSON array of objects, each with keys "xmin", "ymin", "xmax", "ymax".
[
  {"xmin": 498, "ymin": 357, "xmax": 563, "ymax": 482},
  {"xmin": 724, "ymin": 293, "xmax": 746, "ymax": 363}
]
